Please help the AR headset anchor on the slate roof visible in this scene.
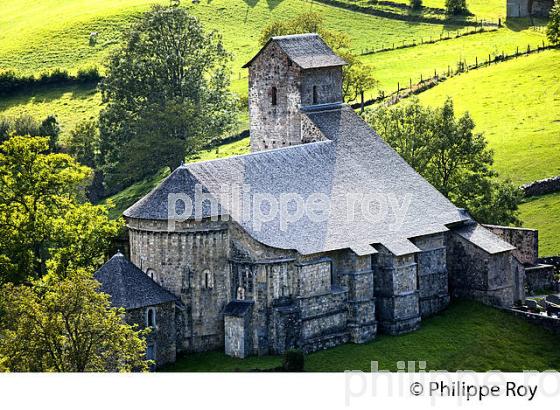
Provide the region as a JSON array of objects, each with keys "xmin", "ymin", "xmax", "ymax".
[
  {"xmin": 125, "ymin": 105, "xmax": 470, "ymax": 256},
  {"xmin": 94, "ymin": 252, "xmax": 177, "ymax": 310},
  {"xmin": 243, "ymin": 33, "xmax": 347, "ymax": 69},
  {"xmin": 223, "ymin": 300, "xmax": 254, "ymax": 317},
  {"xmin": 453, "ymin": 223, "xmax": 516, "ymax": 255}
]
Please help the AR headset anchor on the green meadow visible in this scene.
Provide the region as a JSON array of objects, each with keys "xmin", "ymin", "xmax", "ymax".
[
  {"xmin": 418, "ymin": 49, "xmax": 560, "ymax": 186},
  {"xmin": 519, "ymin": 192, "xmax": 560, "ymax": 256},
  {"xmin": 163, "ymin": 301, "xmax": 560, "ymax": 371},
  {"xmin": 360, "ymin": 22, "xmax": 547, "ymax": 98}
]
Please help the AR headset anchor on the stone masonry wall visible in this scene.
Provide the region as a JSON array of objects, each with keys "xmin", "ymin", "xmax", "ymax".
[
  {"xmin": 248, "ymin": 42, "xmax": 303, "ymax": 152},
  {"xmin": 483, "ymin": 225, "xmax": 538, "ymax": 265},
  {"xmin": 447, "ymin": 230, "xmax": 514, "ymax": 307},
  {"xmin": 127, "ymin": 218, "xmax": 230, "ymax": 353},
  {"xmin": 300, "ymin": 67, "xmax": 344, "ymax": 106},
  {"xmin": 412, "ymin": 233, "xmax": 450, "ymax": 318},
  {"xmin": 374, "ymin": 246, "xmax": 421, "ymax": 335},
  {"xmin": 126, "ymin": 302, "xmax": 176, "ymax": 367},
  {"xmin": 521, "ymin": 176, "xmax": 560, "ymax": 197}
]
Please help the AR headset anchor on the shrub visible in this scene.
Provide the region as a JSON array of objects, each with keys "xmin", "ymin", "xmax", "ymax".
[
  {"xmin": 283, "ymin": 349, "xmax": 305, "ymax": 372},
  {"xmin": 445, "ymin": 0, "xmax": 468, "ymax": 15},
  {"xmin": 410, "ymin": 0, "xmax": 423, "ymax": 10},
  {"xmin": 76, "ymin": 66, "xmax": 102, "ymax": 83}
]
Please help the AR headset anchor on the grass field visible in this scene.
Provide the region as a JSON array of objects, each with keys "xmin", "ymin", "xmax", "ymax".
[
  {"xmin": 360, "ymin": 22, "xmax": 547, "ymax": 98},
  {"xmin": 389, "ymin": 0, "xmax": 507, "ymax": 20},
  {"xmin": 519, "ymin": 192, "xmax": 560, "ymax": 256},
  {"xmin": 0, "ymin": 84, "xmax": 101, "ymax": 144},
  {"xmin": 162, "ymin": 300, "xmax": 560, "ymax": 372},
  {"xmin": 0, "ymin": 0, "xmax": 478, "ymax": 138},
  {"xmin": 417, "ymin": 48, "xmax": 560, "ymax": 186},
  {"xmin": 0, "ymin": 0, "xmax": 468, "ymax": 78}
]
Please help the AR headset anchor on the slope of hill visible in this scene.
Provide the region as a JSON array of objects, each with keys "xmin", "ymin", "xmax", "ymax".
[
  {"xmin": 0, "ymin": 0, "xmax": 477, "ymax": 138},
  {"xmin": 0, "ymin": 0, "xmax": 467, "ymax": 78},
  {"xmin": 418, "ymin": 49, "xmax": 560, "ymax": 186},
  {"xmin": 519, "ymin": 192, "xmax": 560, "ymax": 256},
  {"xmin": 361, "ymin": 23, "xmax": 547, "ymax": 98}
]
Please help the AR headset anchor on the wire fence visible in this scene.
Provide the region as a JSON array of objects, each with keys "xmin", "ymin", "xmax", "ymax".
[
  {"xmin": 351, "ymin": 41, "xmax": 555, "ymax": 110},
  {"xmin": 360, "ymin": 25, "xmax": 499, "ymax": 56}
]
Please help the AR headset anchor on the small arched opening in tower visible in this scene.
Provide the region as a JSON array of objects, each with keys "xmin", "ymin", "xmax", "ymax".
[
  {"xmin": 312, "ymin": 85, "xmax": 318, "ymax": 105},
  {"xmin": 271, "ymin": 86, "xmax": 277, "ymax": 106}
]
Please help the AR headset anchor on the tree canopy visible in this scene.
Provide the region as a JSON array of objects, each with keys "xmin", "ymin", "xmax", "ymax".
[
  {"xmin": 547, "ymin": 0, "xmax": 560, "ymax": 45},
  {"xmin": 366, "ymin": 98, "xmax": 522, "ymax": 226},
  {"xmin": 0, "ymin": 136, "xmax": 121, "ymax": 284},
  {"xmin": 99, "ymin": 5, "xmax": 238, "ymax": 194},
  {"xmin": 0, "ymin": 270, "xmax": 149, "ymax": 372}
]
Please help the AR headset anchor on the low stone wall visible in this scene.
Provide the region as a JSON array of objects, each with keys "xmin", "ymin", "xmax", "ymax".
[
  {"xmin": 504, "ymin": 308, "xmax": 560, "ymax": 335},
  {"xmin": 525, "ymin": 264, "xmax": 558, "ymax": 294},
  {"xmin": 521, "ymin": 176, "xmax": 560, "ymax": 197}
]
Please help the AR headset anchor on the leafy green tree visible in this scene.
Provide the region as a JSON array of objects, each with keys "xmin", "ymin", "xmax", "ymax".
[
  {"xmin": 366, "ymin": 98, "xmax": 522, "ymax": 225},
  {"xmin": 38, "ymin": 115, "xmax": 61, "ymax": 152},
  {"xmin": 67, "ymin": 120, "xmax": 105, "ymax": 202},
  {"xmin": 259, "ymin": 12, "xmax": 378, "ymax": 104},
  {"xmin": 0, "ymin": 114, "xmax": 59, "ymax": 150},
  {"xmin": 410, "ymin": 0, "xmax": 423, "ymax": 10},
  {"xmin": 0, "ymin": 270, "xmax": 149, "ymax": 372},
  {"xmin": 367, "ymin": 100, "xmax": 435, "ymax": 175},
  {"xmin": 68, "ymin": 120, "xmax": 99, "ymax": 168},
  {"xmin": 547, "ymin": 0, "xmax": 560, "ymax": 45},
  {"xmin": 0, "ymin": 136, "xmax": 121, "ymax": 284},
  {"xmin": 99, "ymin": 5, "xmax": 238, "ymax": 194},
  {"xmin": 445, "ymin": 0, "xmax": 468, "ymax": 15}
]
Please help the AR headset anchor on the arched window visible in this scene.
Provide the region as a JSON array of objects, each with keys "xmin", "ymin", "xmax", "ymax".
[
  {"xmin": 312, "ymin": 86, "xmax": 318, "ymax": 104},
  {"xmin": 146, "ymin": 269, "xmax": 155, "ymax": 281},
  {"xmin": 146, "ymin": 307, "xmax": 156, "ymax": 328},
  {"xmin": 237, "ymin": 287, "xmax": 246, "ymax": 300},
  {"xmin": 271, "ymin": 86, "xmax": 277, "ymax": 106},
  {"xmin": 203, "ymin": 270, "xmax": 213, "ymax": 289}
]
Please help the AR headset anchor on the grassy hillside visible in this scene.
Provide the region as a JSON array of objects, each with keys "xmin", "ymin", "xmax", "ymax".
[
  {"xmin": 162, "ymin": 300, "xmax": 560, "ymax": 371},
  {"xmin": 0, "ymin": 0, "xmax": 477, "ymax": 137},
  {"xmin": 418, "ymin": 49, "xmax": 560, "ymax": 186},
  {"xmin": 361, "ymin": 22, "xmax": 547, "ymax": 98},
  {"xmin": 0, "ymin": 84, "xmax": 101, "ymax": 144},
  {"xmin": 519, "ymin": 192, "xmax": 560, "ymax": 256},
  {"xmin": 0, "ymin": 0, "xmax": 467, "ymax": 77}
]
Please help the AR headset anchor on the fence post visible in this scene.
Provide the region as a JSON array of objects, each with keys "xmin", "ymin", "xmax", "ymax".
[
  {"xmin": 447, "ymin": 65, "xmax": 450, "ymax": 76},
  {"xmin": 475, "ymin": 56, "xmax": 478, "ymax": 67}
]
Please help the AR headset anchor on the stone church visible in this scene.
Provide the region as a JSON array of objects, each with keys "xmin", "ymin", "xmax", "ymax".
[{"xmin": 96, "ymin": 34, "xmax": 529, "ymax": 366}]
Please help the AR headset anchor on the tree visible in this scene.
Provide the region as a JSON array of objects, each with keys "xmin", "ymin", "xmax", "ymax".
[
  {"xmin": 38, "ymin": 115, "xmax": 61, "ymax": 152},
  {"xmin": 259, "ymin": 12, "xmax": 378, "ymax": 104},
  {"xmin": 0, "ymin": 114, "xmax": 59, "ymax": 149},
  {"xmin": 0, "ymin": 136, "xmax": 122, "ymax": 284},
  {"xmin": 68, "ymin": 120, "xmax": 99, "ymax": 168},
  {"xmin": 366, "ymin": 98, "xmax": 522, "ymax": 225},
  {"xmin": 410, "ymin": 0, "xmax": 423, "ymax": 10},
  {"xmin": 99, "ymin": 5, "xmax": 238, "ymax": 194},
  {"xmin": 547, "ymin": 0, "xmax": 560, "ymax": 45},
  {"xmin": 445, "ymin": 0, "xmax": 468, "ymax": 15},
  {"xmin": 0, "ymin": 270, "xmax": 149, "ymax": 372}
]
